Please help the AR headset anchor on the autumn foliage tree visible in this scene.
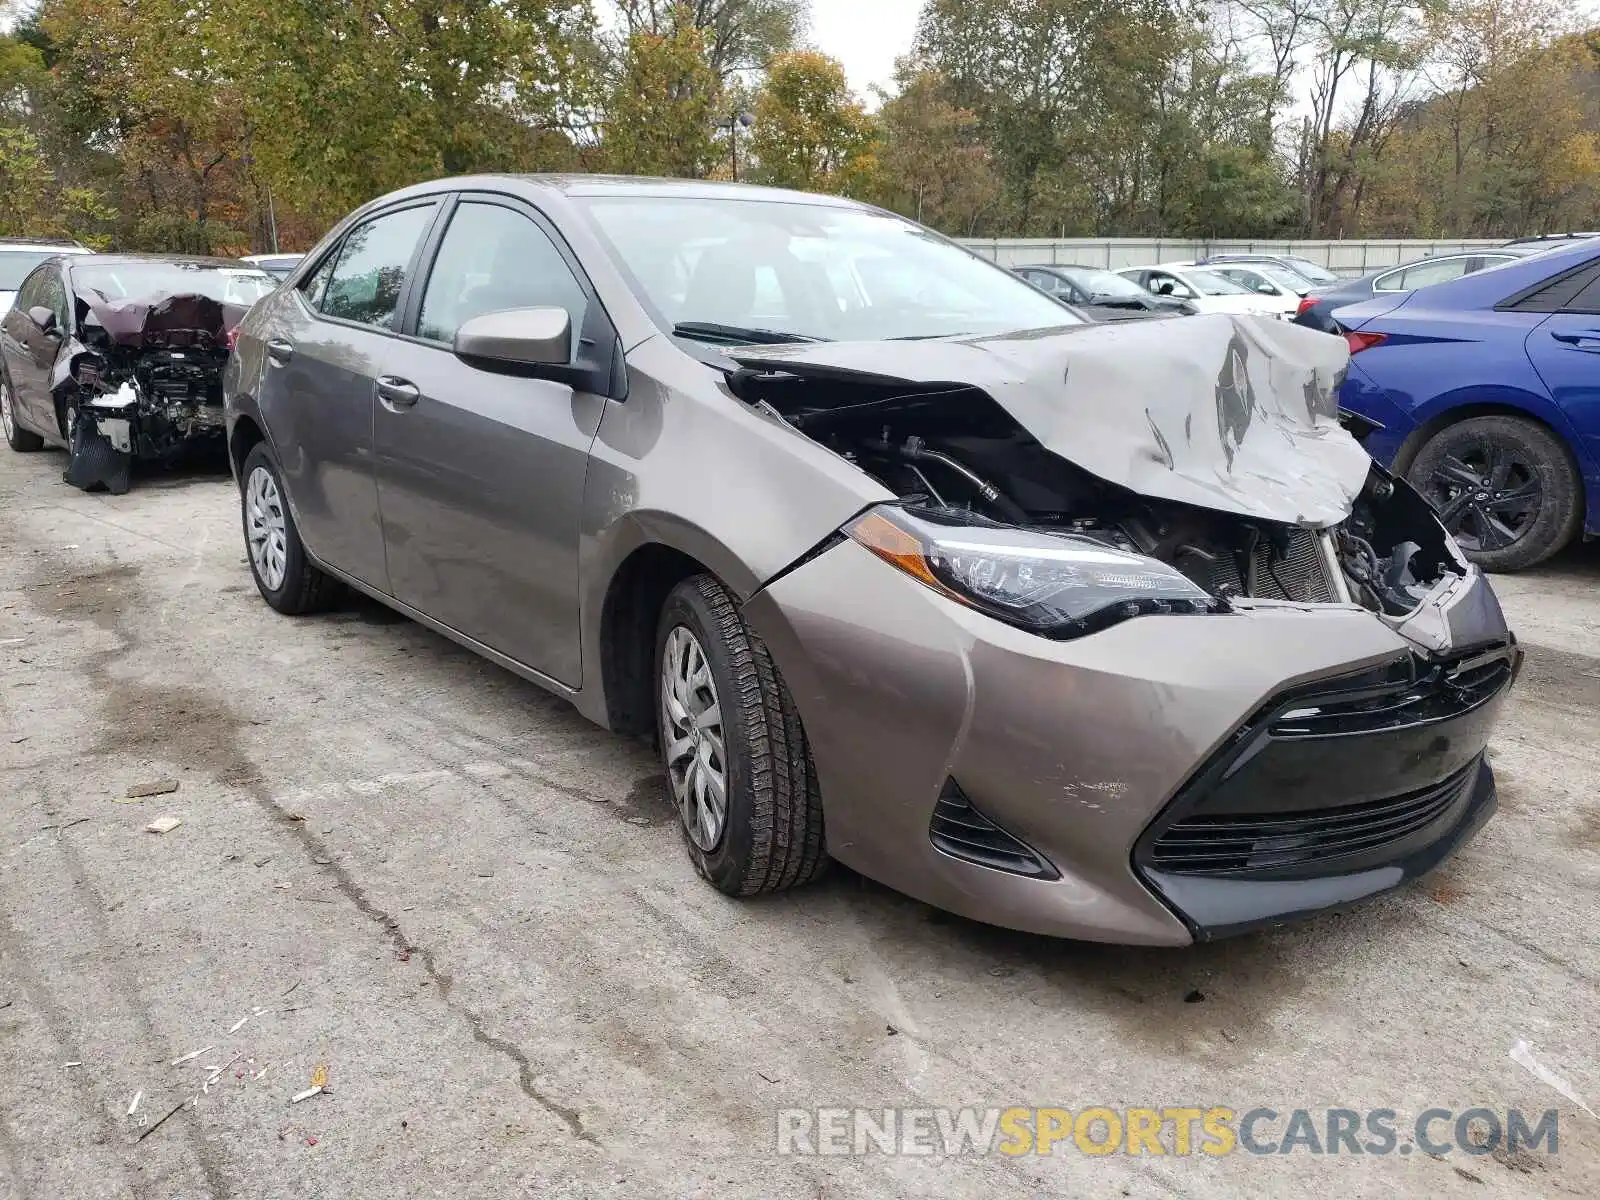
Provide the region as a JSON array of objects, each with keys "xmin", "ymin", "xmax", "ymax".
[
  {"xmin": 603, "ymin": 10, "xmax": 723, "ymax": 177},
  {"xmin": 748, "ymin": 51, "xmax": 874, "ymax": 194}
]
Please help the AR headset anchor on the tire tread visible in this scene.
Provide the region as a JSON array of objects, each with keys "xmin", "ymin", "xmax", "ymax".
[{"xmin": 679, "ymin": 574, "xmax": 827, "ymax": 896}]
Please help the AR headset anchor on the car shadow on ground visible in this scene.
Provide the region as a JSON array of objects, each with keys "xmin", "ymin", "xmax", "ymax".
[{"xmin": 281, "ymin": 581, "xmax": 1420, "ymax": 1047}]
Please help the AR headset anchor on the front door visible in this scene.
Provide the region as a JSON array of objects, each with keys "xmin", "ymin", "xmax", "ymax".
[
  {"xmin": 2, "ymin": 266, "xmax": 67, "ymax": 435},
  {"xmin": 373, "ymin": 196, "xmax": 606, "ymax": 687},
  {"xmin": 255, "ymin": 201, "xmax": 440, "ymax": 590}
]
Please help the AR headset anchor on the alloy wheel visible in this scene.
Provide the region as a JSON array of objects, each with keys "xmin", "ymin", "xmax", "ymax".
[
  {"xmin": 245, "ymin": 465, "xmax": 289, "ymax": 591},
  {"xmin": 1423, "ymin": 437, "xmax": 1542, "ymax": 554},
  {"xmin": 660, "ymin": 625, "xmax": 728, "ymax": 852},
  {"xmin": 0, "ymin": 379, "xmax": 12, "ymax": 442}
]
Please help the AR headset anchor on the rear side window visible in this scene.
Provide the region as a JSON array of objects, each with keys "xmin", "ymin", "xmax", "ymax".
[
  {"xmin": 317, "ymin": 205, "xmax": 436, "ymax": 331},
  {"xmin": 1499, "ymin": 260, "xmax": 1600, "ymax": 313},
  {"xmin": 1398, "ymin": 257, "xmax": 1471, "ymax": 290},
  {"xmin": 416, "ymin": 202, "xmax": 588, "ymax": 354}
]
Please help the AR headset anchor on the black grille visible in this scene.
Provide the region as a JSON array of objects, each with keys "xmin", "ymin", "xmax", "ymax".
[
  {"xmin": 930, "ymin": 780, "xmax": 1059, "ymax": 879},
  {"xmin": 1149, "ymin": 760, "xmax": 1478, "ymax": 877},
  {"xmin": 1271, "ymin": 652, "xmax": 1513, "ymax": 737}
]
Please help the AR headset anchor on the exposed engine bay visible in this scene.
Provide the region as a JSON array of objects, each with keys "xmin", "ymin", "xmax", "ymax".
[
  {"xmin": 726, "ymin": 320, "xmax": 1466, "ymax": 625},
  {"xmin": 53, "ymin": 293, "xmax": 239, "ymax": 494}
]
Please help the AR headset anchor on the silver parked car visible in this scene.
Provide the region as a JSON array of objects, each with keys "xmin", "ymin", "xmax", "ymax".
[{"xmin": 224, "ymin": 176, "xmax": 1519, "ymax": 944}]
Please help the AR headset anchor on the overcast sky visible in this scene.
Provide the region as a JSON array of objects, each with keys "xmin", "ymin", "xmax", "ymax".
[{"xmin": 806, "ymin": 0, "xmax": 922, "ymax": 100}]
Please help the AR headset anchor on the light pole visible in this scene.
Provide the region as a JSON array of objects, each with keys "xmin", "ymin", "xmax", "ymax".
[{"xmin": 728, "ymin": 111, "xmax": 753, "ymax": 181}]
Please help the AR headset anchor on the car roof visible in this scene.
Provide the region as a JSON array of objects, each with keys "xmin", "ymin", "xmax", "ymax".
[
  {"xmin": 371, "ymin": 172, "xmax": 867, "ymax": 212},
  {"xmin": 0, "ymin": 238, "xmax": 89, "ymax": 251}
]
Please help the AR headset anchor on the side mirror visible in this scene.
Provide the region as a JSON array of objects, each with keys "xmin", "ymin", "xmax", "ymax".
[
  {"xmin": 1256, "ymin": 282, "xmax": 1279, "ymax": 295},
  {"xmin": 27, "ymin": 306, "xmax": 57, "ymax": 335},
  {"xmin": 453, "ymin": 307, "xmax": 571, "ymax": 370}
]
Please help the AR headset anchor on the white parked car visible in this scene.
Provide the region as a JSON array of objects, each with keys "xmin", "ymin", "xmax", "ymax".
[
  {"xmin": 1190, "ymin": 260, "xmax": 1315, "ymax": 304},
  {"xmin": 1116, "ymin": 264, "xmax": 1293, "ymax": 317},
  {"xmin": 0, "ymin": 238, "xmax": 91, "ymax": 313},
  {"xmin": 241, "ymin": 252, "xmax": 303, "ymax": 280}
]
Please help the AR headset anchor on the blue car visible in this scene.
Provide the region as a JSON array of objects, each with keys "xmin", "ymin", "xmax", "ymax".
[{"xmin": 1334, "ymin": 238, "xmax": 1600, "ymax": 570}]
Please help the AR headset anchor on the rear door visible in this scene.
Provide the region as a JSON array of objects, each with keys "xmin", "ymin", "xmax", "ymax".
[
  {"xmin": 372, "ymin": 193, "xmax": 610, "ymax": 687},
  {"xmin": 254, "ymin": 199, "xmax": 440, "ymax": 591},
  {"xmin": 1521, "ymin": 260, "xmax": 1600, "ymax": 476}
]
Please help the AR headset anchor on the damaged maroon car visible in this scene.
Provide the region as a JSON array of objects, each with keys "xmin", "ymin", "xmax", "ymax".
[{"xmin": 0, "ymin": 255, "xmax": 278, "ymax": 492}]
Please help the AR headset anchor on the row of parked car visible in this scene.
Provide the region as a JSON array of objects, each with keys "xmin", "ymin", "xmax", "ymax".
[{"xmin": 1014, "ymin": 238, "xmax": 1600, "ymax": 570}]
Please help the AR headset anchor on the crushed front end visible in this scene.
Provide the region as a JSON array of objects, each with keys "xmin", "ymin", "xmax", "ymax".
[
  {"xmin": 56, "ymin": 293, "xmax": 236, "ymax": 494},
  {"xmin": 730, "ymin": 315, "xmax": 1520, "ymax": 943}
]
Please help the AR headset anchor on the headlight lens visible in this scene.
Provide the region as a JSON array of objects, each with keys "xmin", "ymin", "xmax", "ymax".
[{"xmin": 845, "ymin": 506, "xmax": 1224, "ymax": 637}]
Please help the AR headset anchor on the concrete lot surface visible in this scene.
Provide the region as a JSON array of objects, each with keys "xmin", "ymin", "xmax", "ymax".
[{"xmin": 1, "ymin": 445, "xmax": 1597, "ymax": 1199}]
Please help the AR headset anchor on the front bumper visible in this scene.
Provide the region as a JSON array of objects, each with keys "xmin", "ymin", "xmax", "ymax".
[{"xmin": 743, "ymin": 540, "xmax": 1516, "ymax": 945}]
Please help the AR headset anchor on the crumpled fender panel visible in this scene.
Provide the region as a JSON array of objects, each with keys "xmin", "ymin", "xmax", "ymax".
[{"xmin": 729, "ymin": 315, "xmax": 1367, "ymax": 528}]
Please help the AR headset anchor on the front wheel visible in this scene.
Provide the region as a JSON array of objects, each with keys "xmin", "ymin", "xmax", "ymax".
[
  {"xmin": 240, "ymin": 442, "xmax": 340, "ymax": 614},
  {"xmin": 654, "ymin": 574, "xmax": 827, "ymax": 896},
  {"xmin": 1, "ymin": 374, "xmax": 42, "ymax": 452},
  {"xmin": 1405, "ymin": 415, "xmax": 1581, "ymax": 571}
]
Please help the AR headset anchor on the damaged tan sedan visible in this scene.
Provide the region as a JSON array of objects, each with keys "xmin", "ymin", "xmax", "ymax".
[{"xmin": 223, "ymin": 177, "xmax": 1520, "ymax": 945}]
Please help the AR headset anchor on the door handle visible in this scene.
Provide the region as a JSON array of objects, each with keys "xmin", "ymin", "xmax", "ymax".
[
  {"xmin": 265, "ymin": 337, "xmax": 294, "ymax": 364},
  {"xmin": 375, "ymin": 375, "xmax": 420, "ymax": 410},
  {"xmin": 1551, "ymin": 330, "xmax": 1600, "ymax": 352}
]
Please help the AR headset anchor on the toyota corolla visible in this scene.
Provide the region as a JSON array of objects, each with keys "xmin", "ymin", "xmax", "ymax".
[{"xmin": 224, "ymin": 176, "xmax": 1519, "ymax": 945}]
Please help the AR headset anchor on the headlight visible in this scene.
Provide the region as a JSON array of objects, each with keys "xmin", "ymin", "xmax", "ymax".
[{"xmin": 845, "ymin": 506, "xmax": 1225, "ymax": 637}]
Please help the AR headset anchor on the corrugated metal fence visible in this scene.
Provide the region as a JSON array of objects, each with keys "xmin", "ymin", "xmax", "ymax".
[{"xmin": 956, "ymin": 237, "xmax": 1507, "ymax": 277}]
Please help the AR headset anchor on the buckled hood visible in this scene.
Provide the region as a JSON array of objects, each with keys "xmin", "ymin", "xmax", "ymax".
[{"xmin": 730, "ymin": 314, "xmax": 1367, "ymax": 528}]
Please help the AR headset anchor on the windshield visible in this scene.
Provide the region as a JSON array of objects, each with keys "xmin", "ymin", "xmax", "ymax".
[
  {"xmin": 1281, "ymin": 257, "xmax": 1339, "ymax": 285},
  {"xmin": 578, "ymin": 197, "xmax": 1078, "ymax": 341},
  {"xmin": 1186, "ymin": 269, "xmax": 1253, "ymax": 296},
  {"xmin": 1059, "ymin": 267, "xmax": 1151, "ymax": 300},
  {"xmin": 73, "ymin": 263, "xmax": 278, "ymax": 308},
  {"xmin": 0, "ymin": 250, "xmax": 63, "ymax": 290}
]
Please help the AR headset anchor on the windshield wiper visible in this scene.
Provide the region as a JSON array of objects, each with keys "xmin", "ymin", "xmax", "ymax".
[{"xmin": 672, "ymin": 321, "xmax": 825, "ymax": 346}]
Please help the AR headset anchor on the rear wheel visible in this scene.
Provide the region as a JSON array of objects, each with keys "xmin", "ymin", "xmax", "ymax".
[
  {"xmin": 654, "ymin": 574, "xmax": 827, "ymax": 896},
  {"xmin": 1, "ymin": 374, "xmax": 42, "ymax": 452},
  {"xmin": 1405, "ymin": 414, "xmax": 1581, "ymax": 571},
  {"xmin": 240, "ymin": 442, "xmax": 340, "ymax": 614}
]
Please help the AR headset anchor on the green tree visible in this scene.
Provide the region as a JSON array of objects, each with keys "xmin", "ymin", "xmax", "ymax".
[
  {"xmin": 870, "ymin": 64, "xmax": 1000, "ymax": 233},
  {"xmin": 603, "ymin": 11, "xmax": 723, "ymax": 176},
  {"xmin": 749, "ymin": 50, "xmax": 873, "ymax": 194},
  {"xmin": 614, "ymin": 0, "xmax": 806, "ymax": 77}
]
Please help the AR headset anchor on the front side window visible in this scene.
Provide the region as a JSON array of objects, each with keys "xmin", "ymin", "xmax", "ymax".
[
  {"xmin": 578, "ymin": 196, "xmax": 1075, "ymax": 341},
  {"xmin": 12, "ymin": 267, "xmax": 46, "ymax": 313},
  {"xmin": 319, "ymin": 204, "xmax": 436, "ymax": 330},
  {"xmin": 1063, "ymin": 268, "xmax": 1149, "ymax": 301},
  {"xmin": 1218, "ymin": 268, "xmax": 1275, "ymax": 293},
  {"xmin": 416, "ymin": 202, "xmax": 589, "ymax": 354},
  {"xmin": 1149, "ymin": 272, "xmax": 1194, "ymax": 298},
  {"xmin": 1185, "ymin": 270, "xmax": 1253, "ymax": 297},
  {"xmin": 37, "ymin": 272, "xmax": 68, "ymax": 327}
]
